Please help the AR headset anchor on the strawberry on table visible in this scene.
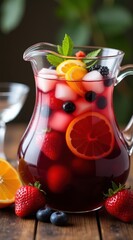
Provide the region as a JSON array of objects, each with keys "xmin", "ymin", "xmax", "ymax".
[
  {"xmin": 15, "ymin": 182, "xmax": 46, "ymax": 217},
  {"xmin": 104, "ymin": 182, "xmax": 133, "ymax": 223}
]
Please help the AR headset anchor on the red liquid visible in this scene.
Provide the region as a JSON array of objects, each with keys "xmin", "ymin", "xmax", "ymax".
[{"xmin": 18, "ymin": 77, "xmax": 130, "ymax": 212}]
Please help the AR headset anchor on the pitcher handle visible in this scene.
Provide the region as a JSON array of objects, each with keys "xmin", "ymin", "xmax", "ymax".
[{"xmin": 115, "ymin": 64, "xmax": 133, "ymax": 156}]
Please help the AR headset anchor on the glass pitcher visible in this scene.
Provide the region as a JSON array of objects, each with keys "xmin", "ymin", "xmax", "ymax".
[{"xmin": 18, "ymin": 43, "xmax": 133, "ymax": 212}]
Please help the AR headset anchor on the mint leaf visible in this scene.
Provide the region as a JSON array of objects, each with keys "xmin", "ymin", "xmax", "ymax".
[
  {"xmin": 62, "ymin": 34, "xmax": 74, "ymax": 56},
  {"xmin": 47, "ymin": 34, "xmax": 74, "ymax": 66},
  {"xmin": 57, "ymin": 45, "xmax": 63, "ymax": 55},
  {"xmin": 86, "ymin": 49, "xmax": 101, "ymax": 58},
  {"xmin": 84, "ymin": 49, "xmax": 101, "ymax": 65},
  {"xmin": 46, "ymin": 54, "xmax": 63, "ymax": 67}
]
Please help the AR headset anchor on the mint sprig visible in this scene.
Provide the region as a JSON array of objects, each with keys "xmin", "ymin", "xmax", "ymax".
[
  {"xmin": 46, "ymin": 33, "xmax": 101, "ymax": 68},
  {"xmin": 46, "ymin": 54, "xmax": 63, "ymax": 67},
  {"xmin": 60, "ymin": 34, "xmax": 74, "ymax": 56},
  {"xmin": 83, "ymin": 49, "xmax": 101, "ymax": 68},
  {"xmin": 47, "ymin": 34, "xmax": 74, "ymax": 67}
]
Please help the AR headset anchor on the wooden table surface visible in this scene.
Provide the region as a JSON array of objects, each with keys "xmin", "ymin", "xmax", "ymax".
[{"xmin": 1, "ymin": 123, "xmax": 133, "ymax": 240}]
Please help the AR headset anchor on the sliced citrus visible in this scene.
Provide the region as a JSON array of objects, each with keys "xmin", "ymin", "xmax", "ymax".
[
  {"xmin": 0, "ymin": 158, "xmax": 22, "ymax": 208},
  {"xmin": 66, "ymin": 112, "xmax": 114, "ymax": 160},
  {"xmin": 65, "ymin": 66, "xmax": 87, "ymax": 96},
  {"xmin": 56, "ymin": 59, "xmax": 86, "ymax": 75}
]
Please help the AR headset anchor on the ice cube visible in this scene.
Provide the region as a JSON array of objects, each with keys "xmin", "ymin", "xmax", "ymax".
[{"xmin": 55, "ymin": 83, "xmax": 78, "ymax": 101}]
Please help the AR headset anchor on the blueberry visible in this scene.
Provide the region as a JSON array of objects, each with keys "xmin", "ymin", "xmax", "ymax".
[
  {"xmin": 104, "ymin": 78, "xmax": 114, "ymax": 87},
  {"xmin": 36, "ymin": 207, "xmax": 54, "ymax": 222},
  {"xmin": 50, "ymin": 211, "xmax": 68, "ymax": 226},
  {"xmin": 85, "ymin": 91, "xmax": 97, "ymax": 102},
  {"xmin": 62, "ymin": 101, "xmax": 76, "ymax": 113},
  {"xmin": 96, "ymin": 96, "xmax": 107, "ymax": 109}
]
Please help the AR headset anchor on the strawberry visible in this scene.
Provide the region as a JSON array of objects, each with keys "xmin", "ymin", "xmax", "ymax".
[
  {"xmin": 104, "ymin": 182, "xmax": 133, "ymax": 222},
  {"xmin": 49, "ymin": 91, "xmax": 63, "ymax": 110},
  {"xmin": 36, "ymin": 129, "xmax": 64, "ymax": 160},
  {"xmin": 15, "ymin": 182, "xmax": 46, "ymax": 217}
]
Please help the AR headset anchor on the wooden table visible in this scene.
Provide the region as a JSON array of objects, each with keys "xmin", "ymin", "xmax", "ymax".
[{"xmin": 0, "ymin": 124, "xmax": 133, "ymax": 240}]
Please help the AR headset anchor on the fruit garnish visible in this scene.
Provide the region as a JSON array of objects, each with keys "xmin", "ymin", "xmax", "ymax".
[
  {"xmin": 62, "ymin": 101, "xmax": 76, "ymax": 113},
  {"xmin": 36, "ymin": 129, "xmax": 64, "ymax": 160},
  {"xmin": 96, "ymin": 96, "xmax": 107, "ymax": 109},
  {"xmin": 47, "ymin": 165, "xmax": 71, "ymax": 193},
  {"xmin": 89, "ymin": 64, "xmax": 109, "ymax": 76},
  {"xmin": 48, "ymin": 90, "xmax": 63, "ymax": 110},
  {"xmin": 66, "ymin": 112, "xmax": 114, "ymax": 160},
  {"xmin": 15, "ymin": 181, "xmax": 46, "ymax": 217},
  {"xmin": 85, "ymin": 91, "xmax": 97, "ymax": 102},
  {"xmin": 56, "ymin": 59, "xmax": 86, "ymax": 75},
  {"xmin": 46, "ymin": 34, "xmax": 74, "ymax": 67},
  {"xmin": 0, "ymin": 158, "xmax": 22, "ymax": 208},
  {"xmin": 46, "ymin": 34, "xmax": 101, "ymax": 69},
  {"xmin": 104, "ymin": 182, "xmax": 133, "ymax": 222},
  {"xmin": 75, "ymin": 51, "xmax": 86, "ymax": 59},
  {"xmin": 65, "ymin": 66, "xmax": 87, "ymax": 96}
]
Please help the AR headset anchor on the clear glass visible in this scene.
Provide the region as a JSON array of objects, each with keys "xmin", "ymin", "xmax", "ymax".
[
  {"xmin": 18, "ymin": 44, "xmax": 133, "ymax": 212},
  {"xmin": 0, "ymin": 82, "xmax": 29, "ymax": 159}
]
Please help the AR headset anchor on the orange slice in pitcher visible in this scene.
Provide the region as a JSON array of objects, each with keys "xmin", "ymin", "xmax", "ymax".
[
  {"xmin": 56, "ymin": 59, "xmax": 86, "ymax": 75},
  {"xmin": 0, "ymin": 158, "xmax": 22, "ymax": 208},
  {"xmin": 66, "ymin": 112, "xmax": 114, "ymax": 160},
  {"xmin": 65, "ymin": 66, "xmax": 87, "ymax": 96}
]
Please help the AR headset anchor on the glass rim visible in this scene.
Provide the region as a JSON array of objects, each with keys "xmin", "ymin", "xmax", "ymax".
[
  {"xmin": 23, "ymin": 42, "xmax": 125, "ymax": 61},
  {"xmin": 0, "ymin": 82, "xmax": 30, "ymax": 95}
]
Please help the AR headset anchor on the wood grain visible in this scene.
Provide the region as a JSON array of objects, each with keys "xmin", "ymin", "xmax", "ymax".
[
  {"xmin": 36, "ymin": 213, "xmax": 100, "ymax": 240},
  {"xmin": 0, "ymin": 206, "xmax": 36, "ymax": 240}
]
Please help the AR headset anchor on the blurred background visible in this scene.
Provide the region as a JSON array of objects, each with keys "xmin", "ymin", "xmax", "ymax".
[{"xmin": 0, "ymin": 0, "xmax": 133, "ymax": 125}]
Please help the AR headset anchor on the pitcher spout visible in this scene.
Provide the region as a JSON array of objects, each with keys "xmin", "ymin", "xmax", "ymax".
[
  {"xmin": 123, "ymin": 116, "xmax": 133, "ymax": 156},
  {"xmin": 23, "ymin": 42, "xmax": 58, "ymax": 76}
]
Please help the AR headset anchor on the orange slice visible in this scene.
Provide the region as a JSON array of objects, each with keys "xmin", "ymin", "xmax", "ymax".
[
  {"xmin": 66, "ymin": 112, "xmax": 114, "ymax": 160},
  {"xmin": 56, "ymin": 59, "xmax": 86, "ymax": 75},
  {"xmin": 0, "ymin": 158, "xmax": 22, "ymax": 208},
  {"xmin": 65, "ymin": 66, "xmax": 87, "ymax": 96}
]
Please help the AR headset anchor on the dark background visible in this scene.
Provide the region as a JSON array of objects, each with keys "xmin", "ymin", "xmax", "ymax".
[
  {"xmin": 0, "ymin": 0, "xmax": 133, "ymax": 125},
  {"xmin": 0, "ymin": 0, "xmax": 60, "ymax": 123}
]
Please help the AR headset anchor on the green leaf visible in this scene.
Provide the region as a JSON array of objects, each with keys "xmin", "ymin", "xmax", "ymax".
[
  {"xmin": 84, "ymin": 49, "xmax": 101, "ymax": 66},
  {"xmin": 0, "ymin": 0, "xmax": 26, "ymax": 33},
  {"xmin": 47, "ymin": 34, "xmax": 74, "ymax": 66},
  {"xmin": 112, "ymin": 181, "xmax": 118, "ymax": 191},
  {"xmin": 86, "ymin": 49, "xmax": 101, "ymax": 58},
  {"xmin": 62, "ymin": 33, "xmax": 74, "ymax": 56},
  {"xmin": 57, "ymin": 45, "xmax": 63, "ymax": 55},
  {"xmin": 46, "ymin": 54, "xmax": 63, "ymax": 67}
]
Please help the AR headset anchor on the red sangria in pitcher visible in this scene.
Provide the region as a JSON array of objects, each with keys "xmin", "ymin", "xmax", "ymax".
[{"xmin": 18, "ymin": 35, "xmax": 133, "ymax": 212}]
